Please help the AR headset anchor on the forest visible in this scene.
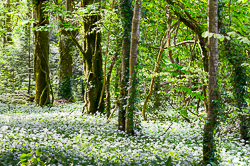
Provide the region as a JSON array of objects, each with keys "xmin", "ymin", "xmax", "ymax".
[{"xmin": 0, "ymin": 0, "xmax": 249, "ymax": 165}]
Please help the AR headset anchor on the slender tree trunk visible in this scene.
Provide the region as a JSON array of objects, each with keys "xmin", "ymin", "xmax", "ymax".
[
  {"xmin": 98, "ymin": 0, "xmax": 115, "ymax": 110},
  {"xmin": 118, "ymin": 0, "xmax": 133, "ymax": 131},
  {"xmin": 153, "ymin": 21, "xmax": 161, "ymax": 111},
  {"xmin": 59, "ymin": 0, "xmax": 74, "ymax": 101},
  {"xmin": 33, "ymin": 0, "xmax": 50, "ymax": 106},
  {"xmin": 141, "ymin": 24, "xmax": 169, "ymax": 121},
  {"xmin": 28, "ymin": 27, "xmax": 31, "ymax": 95},
  {"xmin": 3, "ymin": 0, "xmax": 12, "ymax": 46},
  {"xmin": 27, "ymin": 0, "xmax": 31, "ymax": 95},
  {"xmin": 106, "ymin": 52, "xmax": 118, "ymax": 118},
  {"xmin": 125, "ymin": 0, "xmax": 141, "ymax": 135},
  {"xmin": 153, "ymin": 75, "xmax": 161, "ymax": 109},
  {"xmin": 82, "ymin": 0, "xmax": 104, "ymax": 114},
  {"xmin": 203, "ymin": 0, "xmax": 219, "ymax": 163}
]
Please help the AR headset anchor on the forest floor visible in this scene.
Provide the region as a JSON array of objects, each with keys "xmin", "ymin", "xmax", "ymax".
[{"xmin": 0, "ymin": 103, "xmax": 249, "ymax": 166}]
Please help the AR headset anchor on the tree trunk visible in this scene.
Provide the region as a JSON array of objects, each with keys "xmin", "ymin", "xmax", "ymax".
[
  {"xmin": 3, "ymin": 0, "xmax": 12, "ymax": 46},
  {"xmin": 203, "ymin": 0, "xmax": 219, "ymax": 163},
  {"xmin": 26, "ymin": 0, "xmax": 31, "ymax": 95},
  {"xmin": 59, "ymin": 0, "xmax": 74, "ymax": 101},
  {"xmin": 234, "ymin": 66, "xmax": 249, "ymax": 142},
  {"xmin": 118, "ymin": 0, "xmax": 133, "ymax": 131},
  {"xmin": 33, "ymin": 1, "xmax": 50, "ymax": 106},
  {"xmin": 141, "ymin": 23, "xmax": 169, "ymax": 121},
  {"xmin": 106, "ymin": 52, "xmax": 118, "ymax": 118},
  {"xmin": 125, "ymin": 0, "xmax": 141, "ymax": 135},
  {"xmin": 82, "ymin": 0, "xmax": 104, "ymax": 114}
]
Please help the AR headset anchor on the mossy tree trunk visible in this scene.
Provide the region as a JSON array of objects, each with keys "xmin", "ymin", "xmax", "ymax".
[
  {"xmin": 82, "ymin": 0, "xmax": 104, "ymax": 114},
  {"xmin": 203, "ymin": 0, "xmax": 219, "ymax": 163},
  {"xmin": 33, "ymin": 0, "xmax": 50, "ymax": 106},
  {"xmin": 59, "ymin": 0, "xmax": 74, "ymax": 101},
  {"xmin": 118, "ymin": 0, "xmax": 133, "ymax": 132}
]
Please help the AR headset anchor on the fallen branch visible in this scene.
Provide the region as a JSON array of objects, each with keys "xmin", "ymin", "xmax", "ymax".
[{"xmin": 160, "ymin": 122, "xmax": 173, "ymax": 137}]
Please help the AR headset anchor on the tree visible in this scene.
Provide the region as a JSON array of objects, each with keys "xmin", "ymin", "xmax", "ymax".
[
  {"xmin": 82, "ymin": 0, "xmax": 104, "ymax": 114},
  {"xmin": 58, "ymin": 0, "xmax": 74, "ymax": 101},
  {"xmin": 33, "ymin": 0, "xmax": 51, "ymax": 106},
  {"xmin": 3, "ymin": 0, "xmax": 12, "ymax": 46},
  {"xmin": 125, "ymin": 0, "xmax": 141, "ymax": 135},
  {"xmin": 118, "ymin": 0, "xmax": 133, "ymax": 131},
  {"xmin": 203, "ymin": 0, "xmax": 219, "ymax": 163}
]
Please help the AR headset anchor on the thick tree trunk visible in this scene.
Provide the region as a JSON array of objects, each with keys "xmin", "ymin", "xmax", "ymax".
[
  {"xmin": 203, "ymin": 0, "xmax": 219, "ymax": 163},
  {"xmin": 82, "ymin": 0, "xmax": 104, "ymax": 114},
  {"xmin": 33, "ymin": 1, "xmax": 50, "ymax": 106},
  {"xmin": 118, "ymin": 0, "xmax": 133, "ymax": 131},
  {"xmin": 59, "ymin": 0, "xmax": 74, "ymax": 101},
  {"xmin": 125, "ymin": 0, "xmax": 141, "ymax": 135}
]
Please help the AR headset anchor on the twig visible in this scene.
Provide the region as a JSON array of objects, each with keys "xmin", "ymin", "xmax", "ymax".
[
  {"xmin": 160, "ymin": 122, "xmax": 173, "ymax": 137},
  {"xmin": 169, "ymin": 103, "xmax": 191, "ymax": 123}
]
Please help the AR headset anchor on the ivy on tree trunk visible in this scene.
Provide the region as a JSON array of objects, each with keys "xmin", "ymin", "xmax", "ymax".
[{"xmin": 118, "ymin": 0, "xmax": 133, "ymax": 131}]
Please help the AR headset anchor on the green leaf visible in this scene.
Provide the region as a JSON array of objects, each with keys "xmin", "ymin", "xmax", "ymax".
[
  {"xmin": 20, "ymin": 154, "xmax": 27, "ymax": 159},
  {"xmin": 202, "ymin": 31, "xmax": 209, "ymax": 38},
  {"xmin": 215, "ymin": 34, "xmax": 225, "ymax": 41},
  {"xmin": 227, "ymin": 31, "xmax": 236, "ymax": 37},
  {"xmin": 241, "ymin": 38, "xmax": 250, "ymax": 45},
  {"xmin": 210, "ymin": 162, "xmax": 217, "ymax": 166},
  {"xmin": 202, "ymin": 31, "xmax": 214, "ymax": 38},
  {"xmin": 166, "ymin": 156, "xmax": 172, "ymax": 166},
  {"xmin": 169, "ymin": 151, "xmax": 174, "ymax": 156},
  {"xmin": 35, "ymin": 150, "xmax": 43, "ymax": 156}
]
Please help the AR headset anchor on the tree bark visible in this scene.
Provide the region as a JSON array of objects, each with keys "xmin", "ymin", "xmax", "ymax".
[
  {"xmin": 33, "ymin": 0, "xmax": 50, "ymax": 106},
  {"xmin": 106, "ymin": 52, "xmax": 118, "ymax": 118},
  {"xmin": 125, "ymin": 0, "xmax": 141, "ymax": 135},
  {"xmin": 82, "ymin": 0, "xmax": 104, "ymax": 114},
  {"xmin": 27, "ymin": 0, "xmax": 31, "ymax": 95},
  {"xmin": 3, "ymin": 0, "xmax": 12, "ymax": 46},
  {"xmin": 118, "ymin": 0, "xmax": 133, "ymax": 131},
  {"xmin": 59, "ymin": 0, "xmax": 74, "ymax": 101},
  {"xmin": 203, "ymin": 0, "xmax": 219, "ymax": 163}
]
